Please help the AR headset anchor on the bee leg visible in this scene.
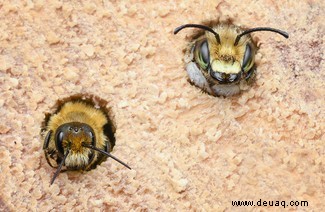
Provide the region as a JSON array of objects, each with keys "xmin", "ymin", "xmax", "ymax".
[
  {"xmin": 43, "ymin": 130, "xmax": 53, "ymax": 150},
  {"xmin": 186, "ymin": 62, "xmax": 213, "ymax": 94},
  {"xmin": 84, "ymin": 153, "xmax": 102, "ymax": 171},
  {"xmin": 43, "ymin": 130, "xmax": 60, "ymax": 168},
  {"xmin": 201, "ymin": 86, "xmax": 216, "ymax": 96},
  {"xmin": 188, "ymin": 78, "xmax": 212, "ymax": 96},
  {"xmin": 45, "ymin": 149, "xmax": 58, "ymax": 168}
]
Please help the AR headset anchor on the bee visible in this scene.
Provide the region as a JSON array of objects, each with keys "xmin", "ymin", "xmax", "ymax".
[
  {"xmin": 41, "ymin": 95, "xmax": 131, "ymax": 185},
  {"xmin": 174, "ymin": 22, "xmax": 289, "ymax": 96}
]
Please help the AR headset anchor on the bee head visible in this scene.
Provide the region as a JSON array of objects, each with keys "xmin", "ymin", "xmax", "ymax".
[
  {"xmin": 46, "ymin": 122, "xmax": 131, "ymax": 185},
  {"xmin": 174, "ymin": 24, "xmax": 288, "ymax": 84},
  {"xmin": 55, "ymin": 122, "xmax": 95, "ymax": 156}
]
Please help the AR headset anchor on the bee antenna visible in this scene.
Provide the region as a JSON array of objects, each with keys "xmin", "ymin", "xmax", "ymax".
[
  {"xmin": 234, "ymin": 27, "xmax": 289, "ymax": 46},
  {"xmin": 50, "ymin": 148, "xmax": 70, "ymax": 185},
  {"xmin": 174, "ymin": 24, "xmax": 221, "ymax": 44},
  {"xmin": 82, "ymin": 144, "xmax": 131, "ymax": 170}
]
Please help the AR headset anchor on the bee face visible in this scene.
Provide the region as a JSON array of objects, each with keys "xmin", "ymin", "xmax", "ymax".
[
  {"xmin": 42, "ymin": 95, "xmax": 131, "ymax": 185},
  {"xmin": 54, "ymin": 122, "xmax": 96, "ymax": 169},
  {"xmin": 175, "ymin": 23, "xmax": 288, "ymax": 96},
  {"xmin": 192, "ymin": 29, "xmax": 254, "ymax": 84}
]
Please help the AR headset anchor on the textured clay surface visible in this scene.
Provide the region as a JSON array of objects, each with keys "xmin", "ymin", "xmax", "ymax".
[{"xmin": 0, "ymin": 0, "xmax": 324, "ymax": 211}]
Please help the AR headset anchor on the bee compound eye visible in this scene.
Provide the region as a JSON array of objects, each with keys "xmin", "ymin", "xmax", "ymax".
[
  {"xmin": 88, "ymin": 131, "xmax": 95, "ymax": 144},
  {"xmin": 200, "ymin": 40, "xmax": 210, "ymax": 65},
  {"xmin": 56, "ymin": 131, "xmax": 65, "ymax": 154},
  {"xmin": 242, "ymin": 44, "xmax": 252, "ymax": 69},
  {"xmin": 57, "ymin": 131, "xmax": 63, "ymax": 143}
]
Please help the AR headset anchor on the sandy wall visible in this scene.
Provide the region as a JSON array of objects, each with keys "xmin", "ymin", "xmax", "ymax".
[{"xmin": 0, "ymin": 0, "xmax": 324, "ymax": 211}]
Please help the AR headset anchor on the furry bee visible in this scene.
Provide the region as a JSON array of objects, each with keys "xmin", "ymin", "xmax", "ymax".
[
  {"xmin": 41, "ymin": 95, "xmax": 131, "ymax": 185},
  {"xmin": 174, "ymin": 22, "xmax": 289, "ymax": 96}
]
